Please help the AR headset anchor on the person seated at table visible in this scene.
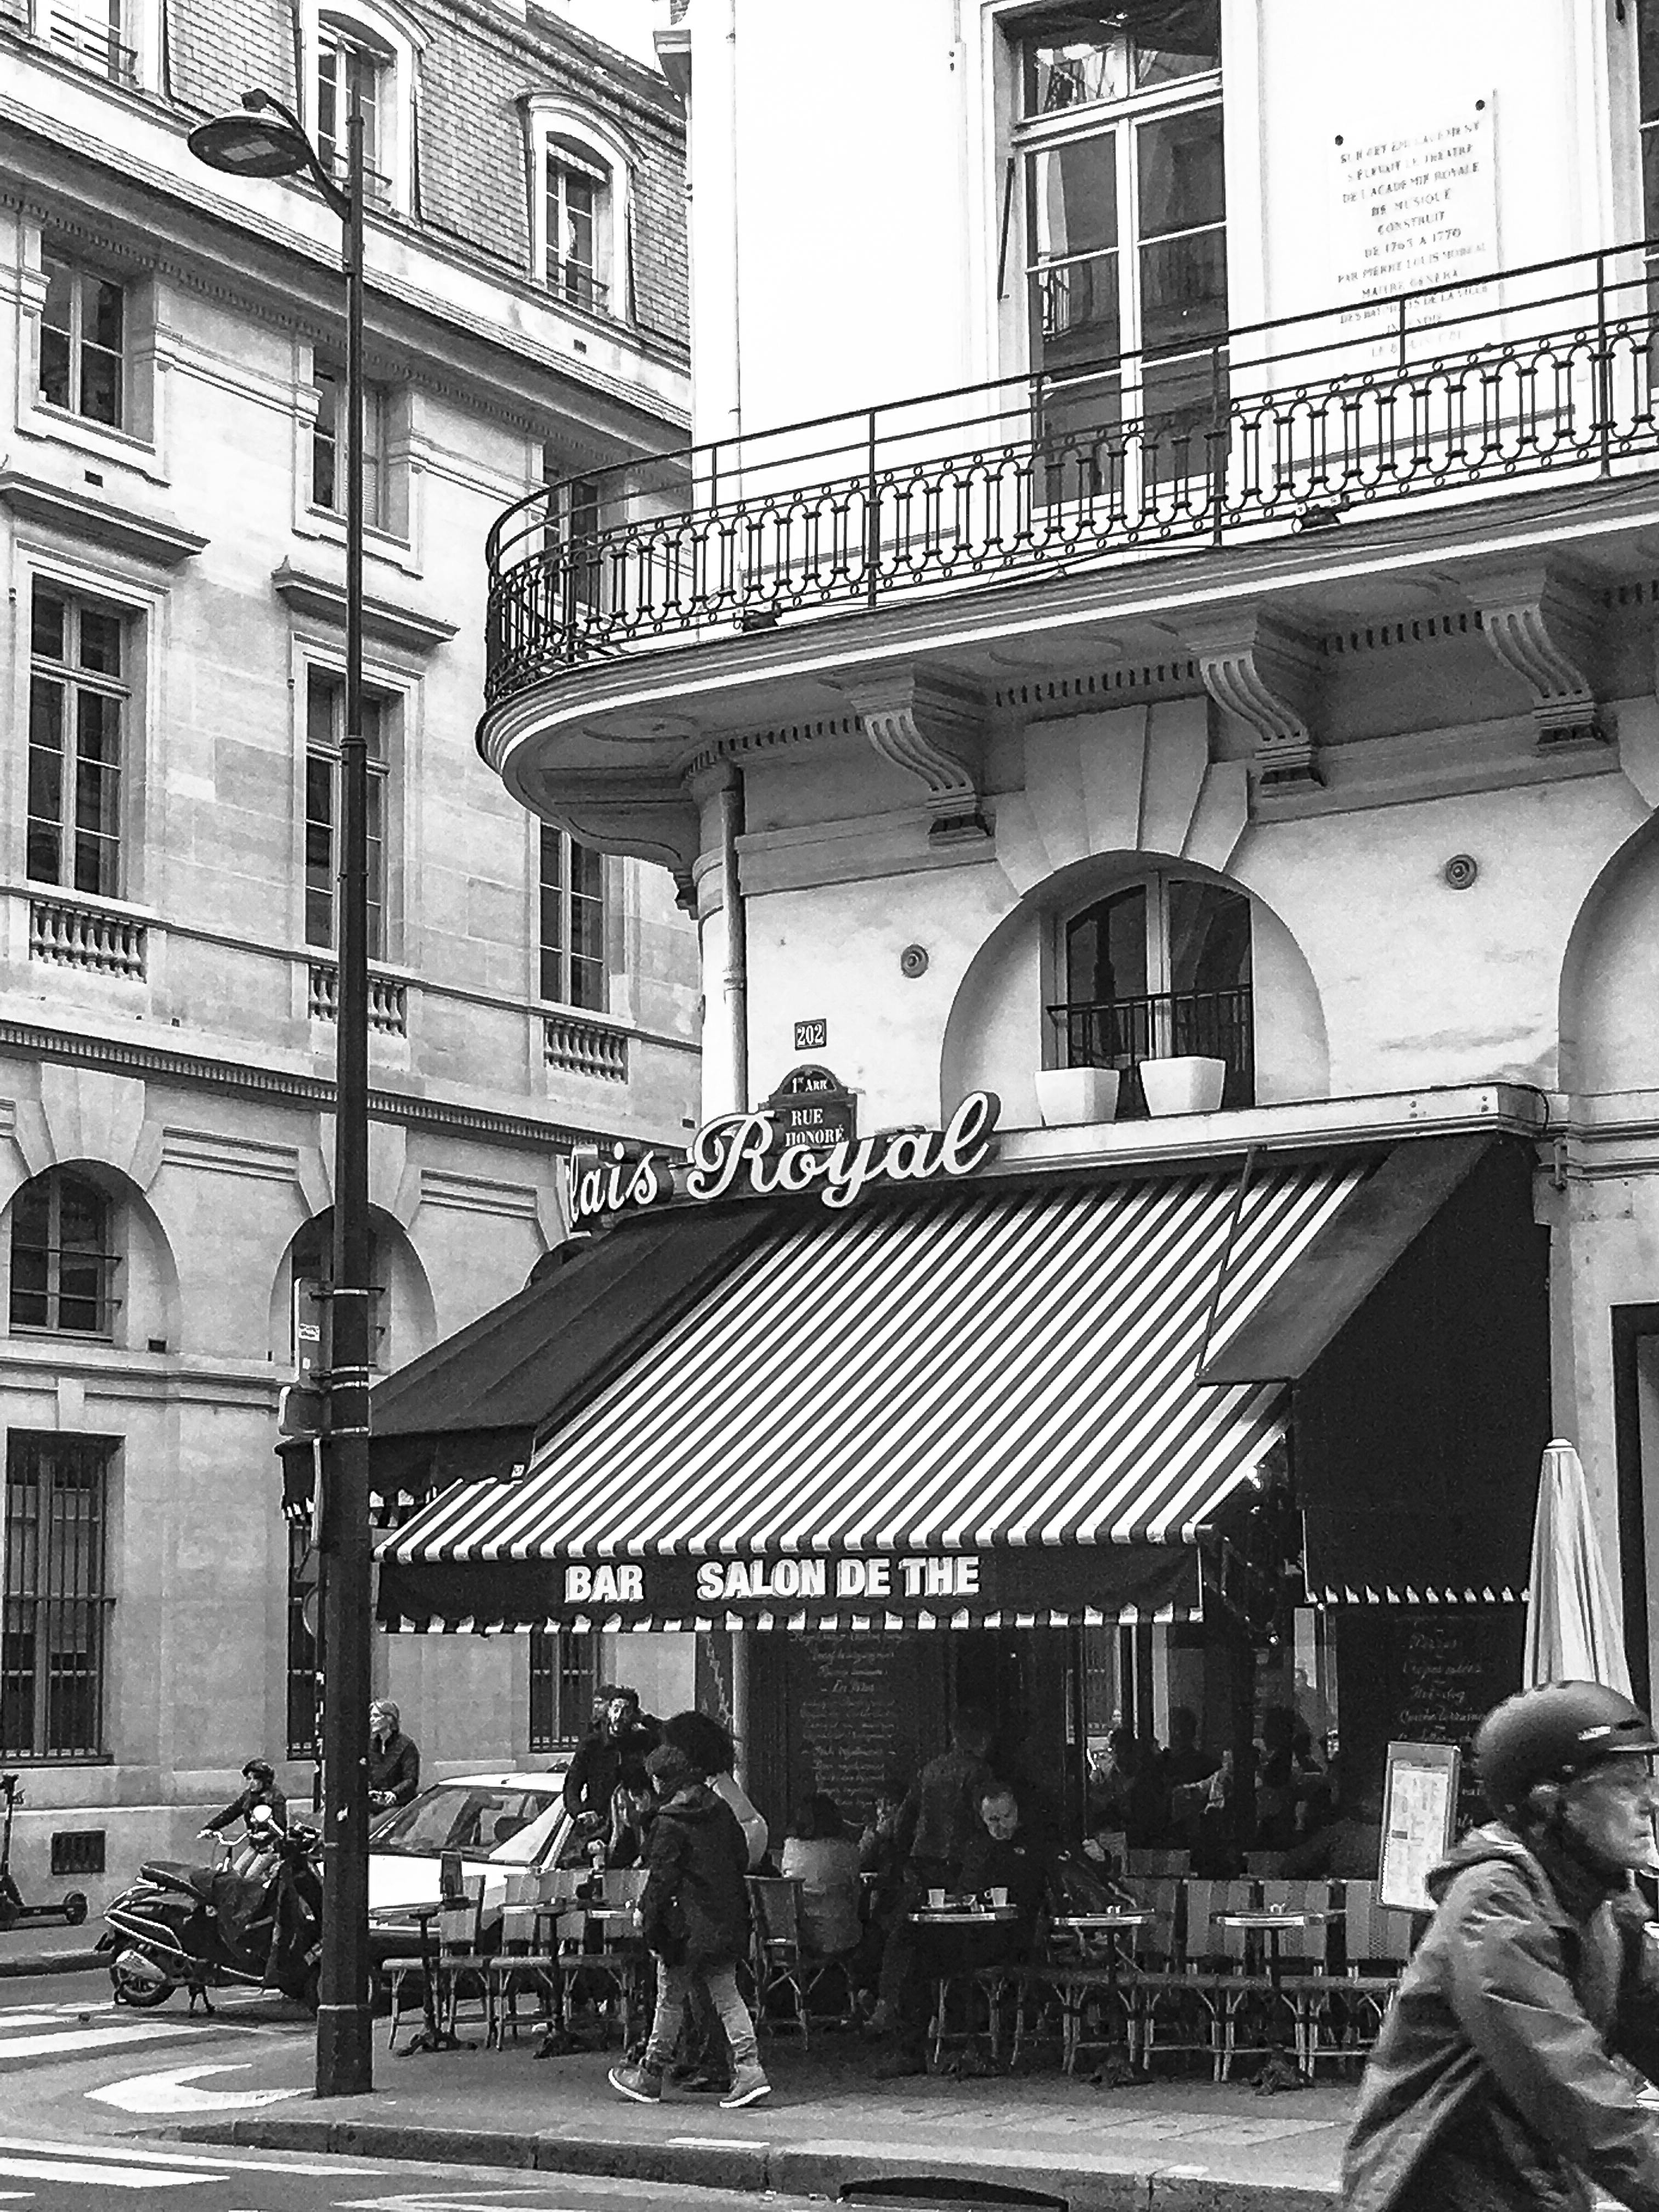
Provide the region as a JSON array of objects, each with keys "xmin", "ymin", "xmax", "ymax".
[
  {"xmin": 860, "ymin": 1775, "xmax": 910, "ymax": 1886},
  {"xmin": 781, "ymin": 1793, "xmax": 862, "ymax": 1959},
  {"xmin": 605, "ymin": 1776, "xmax": 655, "ymax": 1870},
  {"xmin": 1165, "ymin": 1706, "xmax": 1219, "ymax": 1790},
  {"xmin": 871, "ymin": 1784, "xmax": 1049, "ymax": 2078},
  {"xmin": 868, "ymin": 1710, "xmax": 997, "ymax": 2036},
  {"xmin": 1086, "ymin": 1728, "xmax": 1170, "ymax": 1853},
  {"xmin": 1283, "ymin": 1767, "xmax": 1384, "ymax": 1881}
]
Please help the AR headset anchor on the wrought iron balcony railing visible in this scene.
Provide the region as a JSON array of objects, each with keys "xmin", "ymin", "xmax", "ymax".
[
  {"xmin": 486, "ymin": 239, "xmax": 1659, "ymax": 706},
  {"xmin": 1047, "ymin": 986, "xmax": 1254, "ymax": 1116}
]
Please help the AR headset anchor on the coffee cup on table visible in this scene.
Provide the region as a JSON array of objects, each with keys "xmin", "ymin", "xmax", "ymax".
[
  {"xmin": 927, "ymin": 1887, "xmax": 946, "ymax": 1909},
  {"xmin": 989, "ymin": 1886, "xmax": 1010, "ymax": 1908}
]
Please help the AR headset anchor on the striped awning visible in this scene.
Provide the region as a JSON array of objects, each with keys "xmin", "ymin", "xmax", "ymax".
[{"xmin": 377, "ymin": 1158, "xmax": 1371, "ymax": 1635}]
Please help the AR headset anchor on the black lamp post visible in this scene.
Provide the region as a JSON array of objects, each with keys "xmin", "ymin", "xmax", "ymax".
[{"xmin": 189, "ymin": 86, "xmax": 374, "ymax": 2100}]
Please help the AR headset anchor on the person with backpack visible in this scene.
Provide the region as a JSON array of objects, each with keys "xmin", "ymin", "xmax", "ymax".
[
  {"xmin": 607, "ymin": 1741, "xmax": 771, "ymax": 2111},
  {"xmin": 1344, "ymin": 1679, "xmax": 1659, "ymax": 2210}
]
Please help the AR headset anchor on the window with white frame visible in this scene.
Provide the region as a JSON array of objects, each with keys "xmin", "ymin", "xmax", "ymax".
[
  {"xmin": 312, "ymin": 363, "xmax": 394, "ymax": 532},
  {"xmin": 40, "ymin": 0, "xmax": 137, "ymax": 82},
  {"xmin": 316, "ymin": 19, "xmax": 393, "ymax": 202},
  {"xmin": 539, "ymin": 825, "xmax": 606, "ymax": 1010},
  {"xmin": 539, "ymin": 443, "xmax": 603, "ymax": 611},
  {"xmin": 525, "ymin": 101, "xmax": 632, "ymax": 320},
  {"xmin": 39, "ymin": 252, "xmax": 125, "ymax": 429},
  {"xmin": 28, "ymin": 585, "xmax": 126, "ymax": 900},
  {"xmin": 298, "ymin": 0, "xmax": 421, "ymax": 216},
  {"xmin": 304, "ymin": 668, "xmax": 390, "ymax": 961},
  {"xmin": 1012, "ymin": 3, "xmax": 1224, "ymax": 472}
]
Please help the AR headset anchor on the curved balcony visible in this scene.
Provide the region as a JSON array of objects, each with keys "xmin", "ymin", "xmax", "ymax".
[{"xmin": 486, "ymin": 239, "xmax": 1659, "ymax": 712}]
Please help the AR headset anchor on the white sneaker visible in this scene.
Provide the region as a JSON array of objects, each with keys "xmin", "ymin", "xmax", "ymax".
[{"xmin": 719, "ymin": 2064, "xmax": 772, "ymax": 2108}]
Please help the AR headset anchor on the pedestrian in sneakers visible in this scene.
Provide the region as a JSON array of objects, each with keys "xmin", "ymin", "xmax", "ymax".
[{"xmin": 607, "ymin": 1741, "xmax": 771, "ymax": 2111}]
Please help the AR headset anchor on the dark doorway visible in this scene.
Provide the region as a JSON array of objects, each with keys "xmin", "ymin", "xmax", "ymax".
[{"xmin": 1612, "ymin": 1304, "xmax": 1659, "ymax": 1710}]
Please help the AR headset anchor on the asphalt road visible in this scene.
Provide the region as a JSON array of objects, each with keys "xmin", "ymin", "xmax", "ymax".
[{"xmin": 0, "ymin": 1963, "xmax": 867, "ymax": 2212}]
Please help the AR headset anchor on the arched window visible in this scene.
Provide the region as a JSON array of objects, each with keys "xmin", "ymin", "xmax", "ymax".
[
  {"xmin": 9, "ymin": 1169, "xmax": 117, "ymax": 1336},
  {"xmin": 523, "ymin": 100, "xmax": 634, "ymax": 320},
  {"xmin": 1056, "ymin": 871, "xmax": 1252, "ymax": 1110},
  {"xmin": 297, "ymin": 0, "xmax": 424, "ymax": 216},
  {"xmin": 290, "ymin": 1214, "xmax": 389, "ymax": 1373}
]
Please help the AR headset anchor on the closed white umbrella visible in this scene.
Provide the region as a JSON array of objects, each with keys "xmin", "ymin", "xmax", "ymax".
[{"xmin": 1523, "ymin": 1438, "xmax": 1632, "ymax": 1695}]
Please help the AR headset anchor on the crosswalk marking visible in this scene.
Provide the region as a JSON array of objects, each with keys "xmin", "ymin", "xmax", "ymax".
[
  {"xmin": 0, "ymin": 2155, "xmax": 218, "ymax": 2190},
  {"xmin": 0, "ymin": 2138, "xmax": 377, "ymax": 2177},
  {"xmin": 0, "ymin": 2024, "xmax": 194, "ymax": 2059}
]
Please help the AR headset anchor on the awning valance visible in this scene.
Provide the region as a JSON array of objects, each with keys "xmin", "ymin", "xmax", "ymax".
[{"xmin": 378, "ymin": 1157, "xmax": 1370, "ymax": 1634}]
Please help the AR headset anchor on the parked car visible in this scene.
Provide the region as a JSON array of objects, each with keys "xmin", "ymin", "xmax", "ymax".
[{"xmin": 368, "ymin": 1768, "xmax": 571, "ymax": 1968}]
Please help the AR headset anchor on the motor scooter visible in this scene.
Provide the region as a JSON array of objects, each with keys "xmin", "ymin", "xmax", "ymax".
[
  {"xmin": 98, "ymin": 1808, "xmax": 322, "ymax": 2011},
  {"xmin": 0, "ymin": 1771, "xmax": 88, "ymax": 1932}
]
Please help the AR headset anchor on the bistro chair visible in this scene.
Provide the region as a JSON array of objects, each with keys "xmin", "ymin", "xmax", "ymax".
[
  {"xmin": 1216, "ymin": 1878, "xmax": 1325, "ymax": 2080},
  {"xmin": 1295, "ymin": 1880, "xmax": 1414, "ymax": 2075},
  {"xmin": 566, "ymin": 1867, "xmax": 650, "ymax": 2051},
  {"xmin": 1133, "ymin": 1878, "xmax": 1237, "ymax": 2079},
  {"xmin": 486, "ymin": 1868, "xmax": 565, "ymax": 2048}
]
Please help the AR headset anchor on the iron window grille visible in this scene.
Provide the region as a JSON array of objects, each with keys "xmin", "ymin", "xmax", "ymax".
[
  {"xmin": 304, "ymin": 668, "xmax": 388, "ymax": 962},
  {"xmin": 1, "ymin": 1433, "xmax": 114, "ymax": 1760},
  {"xmin": 27, "ymin": 589, "xmax": 125, "ymax": 902},
  {"xmin": 539, "ymin": 825, "xmax": 606, "ymax": 1011},
  {"xmin": 9, "ymin": 1169, "xmax": 119, "ymax": 1338},
  {"xmin": 38, "ymin": 253, "xmax": 125, "ymax": 426},
  {"xmin": 529, "ymin": 1627, "xmax": 596, "ymax": 1753}
]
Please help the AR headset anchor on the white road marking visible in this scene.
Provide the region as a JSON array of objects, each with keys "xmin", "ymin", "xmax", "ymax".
[
  {"xmin": 0, "ymin": 2137, "xmax": 369, "ymax": 2174},
  {"xmin": 0, "ymin": 2155, "xmax": 218, "ymax": 2190},
  {"xmin": 87, "ymin": 2061, "xmax": 307, "ymax": 2113},
  {"xmin": 0, "ymin": 2024, "xmax": 195, "ymax": 2059}
]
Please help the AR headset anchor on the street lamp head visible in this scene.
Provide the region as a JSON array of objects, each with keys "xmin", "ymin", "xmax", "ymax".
[{"xmin": 187, "ymin": 103, "xmax": 312, "ymax": 180}]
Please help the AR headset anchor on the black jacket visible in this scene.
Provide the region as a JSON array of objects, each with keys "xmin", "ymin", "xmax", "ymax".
[
  {"xmin": 1343, "ymin": 1822, "xmax": 1659, "ymax": 2211},
  {"xmin": 204, "ymin": 1780, "xmax": 287, "ymax": 1835},
  {"xmin": 640, "ymin": 1783, "xmax": 751, "ymax": 1968},
  {"xmin": 562, "ymin": 1719, "xmax": 658, "ymax": 1822},
  {"xmin": 958, "ymin": 1828, "xmax": 1050, "ymax": 1928},
  {"xmin": 366, "ymin": 1730, "xmax": 420, "ymax": 1807}
]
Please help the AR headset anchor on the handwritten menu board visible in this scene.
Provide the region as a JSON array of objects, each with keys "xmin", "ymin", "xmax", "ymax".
[
  {"xmin": 795, "ymin": 1637, "xmax": 910, "ymax": 1820},
  {"xmin": 1336, "ymin": 1606, "xmax": 1523, "ymax": 1833}
]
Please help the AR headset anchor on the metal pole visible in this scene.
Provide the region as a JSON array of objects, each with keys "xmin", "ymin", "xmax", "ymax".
[{"xmin": 315, "ymin": 75, "xmax": 374, "ymax": 2101}]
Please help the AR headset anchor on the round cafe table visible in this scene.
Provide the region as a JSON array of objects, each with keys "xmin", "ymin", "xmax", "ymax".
[
  {"xmin": 1214, "ymin": 1908, "xmax": 1336, "ymax": 2091},
  {"xmin": 1052, "ymin": 1908, "xmax": 1154, "ymax": 2083}
]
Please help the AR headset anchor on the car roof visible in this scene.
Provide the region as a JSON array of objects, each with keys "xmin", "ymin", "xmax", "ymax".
[{"xmin": 425, "ymin": 1771, "xmax": 567, "ymax": 1790}]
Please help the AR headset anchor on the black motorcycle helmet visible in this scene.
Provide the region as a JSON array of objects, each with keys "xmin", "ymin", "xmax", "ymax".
[
  {"xmin": 1475, "ymin": 1681, "xmax": 1659, "ymax": 1820},
  {"xmin": 242, "ymin": 1758, "xmax": 275, "ymax": 1786}
]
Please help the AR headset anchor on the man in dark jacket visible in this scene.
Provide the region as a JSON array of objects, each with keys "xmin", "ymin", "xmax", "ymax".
[
  {"xmin": 1344, "ymin": 1679, "xmax": 1659, "ymax": 2211},
  {"xmin": 366, "ymin": 1700, "xmax": 421, "ymax": 1810},
  {"xmin": 607, "ymin": 1743, "xmax": 770, "ymax": 2110},
  {"xmin": 562, "ymin": 1687, "xmax": 660, "ymax": 1833}
]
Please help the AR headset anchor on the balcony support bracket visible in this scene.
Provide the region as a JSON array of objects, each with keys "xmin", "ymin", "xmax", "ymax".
[
  {"xmin": 1475, "ymin": 563, "xmax": 1606, "ymax": 753},
  {"xmin": 1186, "ymin": 612, "xmax": 1323, "ymax": 791},
  {"xmin": 848, "ymin": 672, "xmax": 990, "ymax": 843}
]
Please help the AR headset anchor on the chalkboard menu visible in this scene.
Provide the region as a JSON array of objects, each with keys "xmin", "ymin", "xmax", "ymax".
[
  {"xmin": 746, "ymin": 1631, "xmax": 946, "ymax": 1833},
  {"xmin": 1336, "ymin": 1606, "xmax": 1525, "ymax": 1831}
]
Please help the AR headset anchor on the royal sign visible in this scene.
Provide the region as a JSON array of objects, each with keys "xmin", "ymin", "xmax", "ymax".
[{"xmin": 562, "ymin": 1089, "xmax": 1000, "ymax": 1231}]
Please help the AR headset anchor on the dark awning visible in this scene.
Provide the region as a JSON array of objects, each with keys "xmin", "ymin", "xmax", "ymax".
[{"xmin": 366, "ymin": 1203, "xmax": 782, "ymax": 1508}]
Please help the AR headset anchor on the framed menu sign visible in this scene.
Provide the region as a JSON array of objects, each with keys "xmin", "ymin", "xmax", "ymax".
[{"xmin": 1379, "ymin": 1740, "xmax": 1460, "ymax": 1915}]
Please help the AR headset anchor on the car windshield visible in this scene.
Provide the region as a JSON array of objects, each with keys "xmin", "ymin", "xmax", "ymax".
[{"xmin": 370, "ymin": 1783, "xmax": 567, "ymax": 1866}]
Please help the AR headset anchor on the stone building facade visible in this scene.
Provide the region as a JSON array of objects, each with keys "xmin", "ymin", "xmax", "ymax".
[{"xmin": 0, "ymin": 0, "xmax": 696, "ymax": 1902}]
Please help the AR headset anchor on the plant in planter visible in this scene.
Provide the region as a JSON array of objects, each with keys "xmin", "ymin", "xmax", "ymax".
[{"xmin": 1034, "ymin": 1065, "xmax": 1121, "ymax": 1128}]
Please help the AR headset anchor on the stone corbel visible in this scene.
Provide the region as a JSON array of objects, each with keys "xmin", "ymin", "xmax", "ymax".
[
  {"xmin": 1474, "ymin": 565, "xmax": 1605, "ymax": 752},
  {"xmin": 1185, "ymin": 611, "xmax": 1323, "ymax": 791},
  {"xmin": 520, "ymin": 769, "xmax": 701, "ymax": 911},
  {"xmin": 847, "ymin": 671, "xmax": 990, "ymax": 845}
]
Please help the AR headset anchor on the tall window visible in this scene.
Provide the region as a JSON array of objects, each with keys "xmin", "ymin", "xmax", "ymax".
[
  {"xmin": 529, "ymin": 1628, "xmax": 596, "ymax": 1752},
  {"xmin": 539, "ymin": 826, "xmax": 605, "ymax": 1009},
  {"xmin": 540, "ymin": 447, "xmax": 603, "ymax": 613},
  {"xmin": 2, "ymin": 1434, "xmax": 113, "ymax": 1759},
  {"xmin": 40, "ymin": 253, "xmax": 125, "ymax": 427},
  {"xmin": 9, "ymin": 1170, "xmax": 118, "ymax": 1338},
  {"xmin": 28, "ymin": 588, "xmax": 126, "ymax": 899},
  {"xmin": 546, "ymin": 142, "xmax": 609, "ymax": 312},
  {"xmin": 1057, "ymin": 872, "xmax": 1252, "ymax": 1110},
  {"xmin": 312, "ymin": 364, "xmax": 391, "ymax": 530},
  {"xmin": 305, "ymin": 669, "xmax": 388, "ymax": 961},
  {"xmin": 1641, "ymin": 3, "xmax": 1659, "ymax": 303},
  {"xmin": 1017, "ymin": 5, "xmax": 1224, "ymax": 471},
  {"xmin": 316, "ymin": 22, "xmax": 392, "ymax": 201}
]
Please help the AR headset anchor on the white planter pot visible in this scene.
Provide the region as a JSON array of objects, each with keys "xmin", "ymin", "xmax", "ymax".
[
  {"xmin": 1034, "ymin": 1066, "xmax": 1121, "ymax": 1128},
  {"xmin": 1139, "ymin": 1056, "xmax": 1227, "ymax": 1116}
]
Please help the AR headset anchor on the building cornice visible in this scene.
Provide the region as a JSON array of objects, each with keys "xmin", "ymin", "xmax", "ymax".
[
  {"xmin": 272, "ymin": 562, "xmax": 457, "ymax": 652},
  {"xmin": 0, "ymin": 1020, "xmax": 620, "ymax": 1154},
  {"xmin": 0, "ymin": 471, "xmax": 207, "ymax": 567}
]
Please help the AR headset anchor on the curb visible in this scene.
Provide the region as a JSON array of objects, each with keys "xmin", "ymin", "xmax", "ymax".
[
  {"xmin": 0, "ymin": 1944, "xmax": 101, "ymax": 1978},
  {"xmin": 178, "ymin": 2114, "xmax": 1341, "ymax": 2211}
]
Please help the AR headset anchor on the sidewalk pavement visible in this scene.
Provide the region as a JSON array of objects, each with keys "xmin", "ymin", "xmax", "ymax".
[
  {"xmin": 179, "ymin": 2033, "xmax": 1357, "ymax": 2210},
  {"xmin": 0, "ymin": 1918, "xmax": 103, "ymax": 1977}
]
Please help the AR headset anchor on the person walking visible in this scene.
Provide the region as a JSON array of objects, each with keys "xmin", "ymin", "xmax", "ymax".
[
  {"xmin": 1343, "ymin": 1679, "xmax": 1659, "ymax": 2210},
  {"xmin": 607, "ymin": 1742, "xmax": 771, "ymax": 2110},
  {"xmin": 367, "ymin": 1700, "xmax": 421, "ymax": 1810}
]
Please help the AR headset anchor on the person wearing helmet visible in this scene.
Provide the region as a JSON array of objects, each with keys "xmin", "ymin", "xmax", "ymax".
[
  {"xmin": 1344, "ymin": 1680, "xmax": 1659, "ymax": 2210},
  {"xmin": 199, "ymin": 1757, "xmax": 287, "ymax": 1839}
]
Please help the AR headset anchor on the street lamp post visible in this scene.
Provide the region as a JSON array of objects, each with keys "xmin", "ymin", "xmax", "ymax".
[{"xmin": 190, "ymin": 87, "xmax": 374, "ymax": 2099}]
